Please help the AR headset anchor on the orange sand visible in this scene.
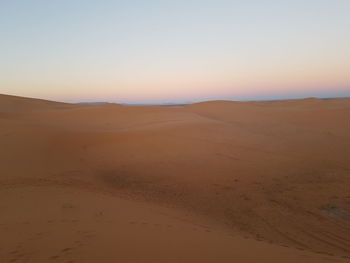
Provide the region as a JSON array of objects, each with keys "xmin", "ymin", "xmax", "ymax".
[{"xmin": 1, "ymin": 94, "xmax": 350, "ymax": 262}]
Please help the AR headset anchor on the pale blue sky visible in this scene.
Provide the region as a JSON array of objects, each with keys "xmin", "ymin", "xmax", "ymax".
[{"xmin": 1, "ymin": 0, "xmax": 349, "ymax": 103}]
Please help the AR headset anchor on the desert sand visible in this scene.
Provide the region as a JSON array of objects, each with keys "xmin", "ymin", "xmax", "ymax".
[{"xmin": 0, "ymin": 93, "xmax": 350, "ymax": 263}]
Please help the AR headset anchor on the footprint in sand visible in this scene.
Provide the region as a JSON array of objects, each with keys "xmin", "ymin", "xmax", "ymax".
[
  {"xmin": 61, "ymin": 248, "xmax": 73, "ymax": 253},
  {"xmin": 8, "ymin": 249, "xmax": 27, "ymax": 262},
  {"xmin": 50, "ymin": 255, "xmax": 60, "ymax": 260},
  {"xmin": 74, "ymin": 240, "xmax": 84, "ymax": 247},
  {"xmin": 49, "ymin": 247, "xmax": 74, "ymax": 261}
]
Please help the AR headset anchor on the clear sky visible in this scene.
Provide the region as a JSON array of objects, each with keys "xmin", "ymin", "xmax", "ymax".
[{"xmin": 1, "ymin": 0, "xmax": 349, "ymax": 103}]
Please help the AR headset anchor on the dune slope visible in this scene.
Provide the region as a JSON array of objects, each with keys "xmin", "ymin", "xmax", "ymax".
[{"xmin": 1, "ymin": 94, "xmax": 350, "ymax": 262}]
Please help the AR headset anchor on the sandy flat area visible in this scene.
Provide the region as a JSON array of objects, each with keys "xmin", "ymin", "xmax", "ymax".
[{"xmin": 1, "ymin": 94, "xmax": 350, "ymax": 262}]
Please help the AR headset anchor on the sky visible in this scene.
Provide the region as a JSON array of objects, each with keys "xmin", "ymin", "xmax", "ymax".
[{"xmin": 1, "ymin": 0, "xmax": 350, "ymax": 104}]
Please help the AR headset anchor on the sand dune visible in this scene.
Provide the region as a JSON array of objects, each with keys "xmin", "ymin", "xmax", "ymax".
[{"xmin": 1, "ymin": 94, "xmax": 350, "ymax": 262}]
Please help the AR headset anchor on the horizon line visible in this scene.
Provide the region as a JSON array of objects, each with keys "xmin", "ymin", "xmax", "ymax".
[{"xmin": 1, "ymin": 93, "xmax": 350, "ymax": 106}]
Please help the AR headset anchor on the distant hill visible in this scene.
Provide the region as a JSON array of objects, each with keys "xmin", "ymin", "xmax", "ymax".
[{"xmin": 77, "ymin": 102, "xmax": 110, "ymax": 105}]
